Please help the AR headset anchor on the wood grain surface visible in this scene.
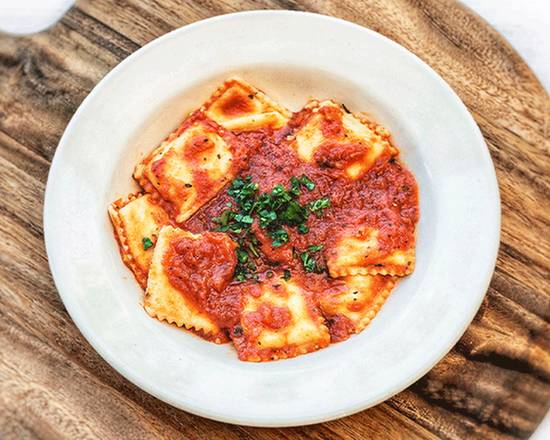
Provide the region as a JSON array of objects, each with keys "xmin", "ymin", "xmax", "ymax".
[{"xmin": 0, "ymin": 0, "xmax": 548, "ymax": 439}]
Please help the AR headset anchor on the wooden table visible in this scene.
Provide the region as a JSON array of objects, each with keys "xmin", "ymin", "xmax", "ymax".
[{"xmin": 1, "ymin": 1, "xmax": 548, "ymax": 438}]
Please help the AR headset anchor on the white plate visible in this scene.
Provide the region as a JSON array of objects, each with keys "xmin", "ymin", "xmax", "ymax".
[{"xmin": 44, "ymin": 11, "xmax": 500, "ymax": 427}]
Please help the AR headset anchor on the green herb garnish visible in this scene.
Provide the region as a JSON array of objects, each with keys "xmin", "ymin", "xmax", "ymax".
[
  {"xmin": 279, "ymin": 200, "xmax": 308, "ymax": 226},
  {"xmin": 142, "ymin": 237, "xmax": 154, "ymax": 250},
  {"xmin": 213, "ymin": 209, "xmax": 235, "ymax": 228},
  {"xmin": 290, "ymin": 176, "xmax": 301, "ymax": 197},
  {"xmin": 258, "ymin": 209, "xmax": 277, "ymax": 228},
  {"xmin": 269, "ymin": 227, "xmax": 289, "ymax": 247},
  {"xmin": 299, "ymin": 175, "xmax": 315, "ymax": 191},
  {"xmin": 234, "ymin": 246, "xmax": 257, "ymax": 282},
  {"xmin": 227, "ymin": 176, "xmax": 259, "ymax": 213},
  {"xmin": 308, "ymin": 197, "xmax": 331, "ymax": 217},
  {"xmin": 211, "ymin": 175, "xmax": 331, "ymax": 281},
  {"xmin": 297, "ymin": 224, "xmax": 309, "ymax": 234},
  {"xmin": 283, "ymin": 269, "xmax": 292, "ymax": 281},
  {"xmin": 307, "ymin": 244, "xmax": 324, "ymax": 252},
  {"xmin": 300, "ymin": 244, "xmax": 325, "ymax": 273},
  {"xmin": 234, "ymin": 213, "xmax": 254, "ymax": 224},
  {"xmin": 236, "ymin": 248, "xmax": 249, "ymax": 264},
  {"xmin": 248, "ymin": 241, "xmax": 260, "ymax": 258}
]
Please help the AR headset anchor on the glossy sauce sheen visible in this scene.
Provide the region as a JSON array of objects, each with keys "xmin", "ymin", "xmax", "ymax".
[
  {"xmin": 164, "ymin": 232, "xmax": 238, "ymax": 329},
  {"xmin": 172, "ymin": 106, "xmax": 418, "ymax": 339}
]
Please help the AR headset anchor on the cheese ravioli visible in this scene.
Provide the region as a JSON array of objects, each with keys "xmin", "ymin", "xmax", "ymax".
[
  {"xmin": 108, "ymin": 78, "xmax": 420, "ymax": 362},
  {"xmin": 134, "ymin": 116, "xmax": 245, "ymax": 224},
  {"xmin": 203, "ymin": 77, "xmax": 291, "ymax": 131},
  {"xmin": 232, "ymin": 277, "xmax": 330, "ymax": 362},
  {"xmin": 291, "ymin": 100, "xmax": 398, "ymax": 179},
  {"xmin": 326, "ymin": 226, "xmax": 415, "ymax": 277},
  {"xmin": 320, "ymin": 275, "xmax": 396, "ymax": 341},
  {"xmin": 145, "ymin": 226, "xmax": 234, "ymax": 343},
  {"xmin": 108, "ymin": 193, "xmax": 170, "ymax": 288}
]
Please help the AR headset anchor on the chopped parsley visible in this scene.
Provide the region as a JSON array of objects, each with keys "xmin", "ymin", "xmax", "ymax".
[
  {"xmin": 290, "ymin": 176, "xmax": 301, "ymax": 196},
  {"xmin": 297, "ymin": 224, "xmax": 309, "ymax": 234},
  {"xmin": 234, "ymin": 213, "xmax": 254, "ymax": 224},
  {"xmin": 247, "ymin": 239, "xmax": 260, "ymax": 258},
  {"xmin": 236, "ymin": 248, "xmax": 249, "ymax": 264},
  {"xmin": 234, "ymin": 245, "xmax": 258, "ymax": 282},
  {"xmin": 283, "ymin": 269, "xmax": 292, "ymax": 281},
  {"xmin": 279, "ymin": 200, "xmax": 307, "ymax": 226},
  {"xmin": 290, "ymin": 174, "xmax": 316, "ymax": 195},
  {"xmin": 227, "ymin": 176, "xmax": 258, "ymax": 213},
  {"xmin": 269, "ymin": 227, "xmax": 289, "ymax": 247},
  {"xmin": 234, "ymin": 262, "xmax": 257, "ymax": 282},
  {"xmin": 232, "ymin": 232, "xmax": 261, "ymax": 282},
  {"xmin": 300, "ymin": 244, "xmax": 325, "ymax": 273},
  {"xmin": 258, "ymin": 208, "xmax": 277, "ymax": 228},
  {"xmin": 299, "ymin": 175, "xmax": 316, "ymax": 191},
  {"xmin": 211, "ymin": 175, "xmax": 331, "ymax": 281},
  {"xmin": 308, "ymin": 197, "xmax": 331, "ymax": 217},
  {"xmin": 307, "ymin": 244, "xmax": 324, "ymax": 252},
  {"xmin": 142, "ymin": 237, "xmax": 154, "ymax": 250}
]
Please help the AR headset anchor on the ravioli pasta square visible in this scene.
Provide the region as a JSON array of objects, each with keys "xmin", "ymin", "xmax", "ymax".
[
  {"xmin": 203, "ymin": 77, "xmax": 291, "ymax": 131},
  {"xmin": 319, "ymin": 275, "xmax": 396, "ymax": 341},
  {"xmin": 291, "ymin": 100, "xmax": 398, "ymax": 179},
  {"xmin": 145, "ymin": 225, "xmax": 236, "ymax": 343},
  {"xmin": 108, "ymin": 193, "xmax": 171, "ymax": 288},
  {"xmin": 326, "ymin": 226, "xmax": 415, "ymax": 277},
  {"xmin": 134, "ymin": 116, "xmax": 246, "ymax": 223},
  {"xmin": 231, "ymin": 277, "xmax": 331, "ymax": 362}
]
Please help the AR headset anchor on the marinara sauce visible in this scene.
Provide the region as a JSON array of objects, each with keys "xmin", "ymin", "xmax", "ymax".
[{"xmin": 171, "ymin": 106, "xmax": 418, "ymax": 339}]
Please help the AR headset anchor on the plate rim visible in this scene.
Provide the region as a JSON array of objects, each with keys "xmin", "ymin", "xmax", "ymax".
[{"xmin": 43, "ymin": 9, "xmax": 501, "ymax": 427}]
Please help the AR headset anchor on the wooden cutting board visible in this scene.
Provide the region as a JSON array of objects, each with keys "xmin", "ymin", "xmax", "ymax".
[{"xmin": 0, "ymin": 1, "xmax": 548, "ymax": 439}]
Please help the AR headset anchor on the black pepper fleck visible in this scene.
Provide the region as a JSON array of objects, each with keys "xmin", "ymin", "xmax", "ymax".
[{"xmin": 232, "ymin": 325, "xmax": 243, "ymax": 337}]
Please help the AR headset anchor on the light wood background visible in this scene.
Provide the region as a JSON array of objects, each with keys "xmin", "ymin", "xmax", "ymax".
[{"xmin": 0, "ymin": 1, "xmax": 549, "ymax": 439}]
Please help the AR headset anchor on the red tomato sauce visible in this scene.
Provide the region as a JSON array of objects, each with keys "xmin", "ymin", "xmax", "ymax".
[
  {"xmin": 219, "ymin": 92, "xmax": 255, "ymax": 116},
  {"xmin": 247, "ymin": 303, "xmax": 292, "ymax": 331},
  {"xmin": 326, "ymin": 315, "xmax": 356, "ymax": 343},
  {"xmin": 163, "ymin": 232, "xmax": 239, "ymax": 330},
  {"xmin": 319, "ymin": 104, "xmax": 345, "ymax": 138},
  {"xmin": 314, "ymin": 141, "xmax": 367, "ymax": 169},
  {"xmin": 172, "ymin": 108, "xmax": 419, "ymax": 341}
]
